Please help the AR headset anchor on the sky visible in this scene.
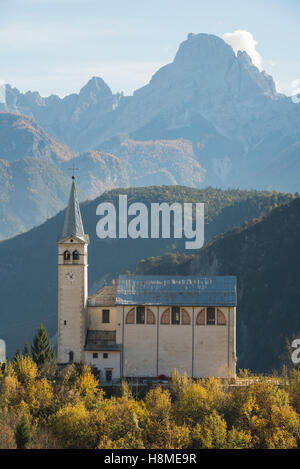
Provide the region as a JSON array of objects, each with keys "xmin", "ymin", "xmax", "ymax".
[{"xmin": 1, "ymin": 0, "xmax": 300, "ymax": 97}]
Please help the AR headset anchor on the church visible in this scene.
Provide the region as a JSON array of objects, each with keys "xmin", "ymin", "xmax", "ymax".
[{"xmin": 57, "ymin": 179, "xmax": 237, "ymax": 382}]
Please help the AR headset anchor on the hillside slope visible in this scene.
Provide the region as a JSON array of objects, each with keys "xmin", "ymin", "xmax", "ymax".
[
  {"xmin": 136, "ymin": 198, "xmax": 300, "ymax": 372},
  {"xmin": 0, "ymin": 185, "xmax": 293, "ymax": 359},
  {"xmin": 0, "ymin": 113, "xmax": 129, "ymax": 238}
]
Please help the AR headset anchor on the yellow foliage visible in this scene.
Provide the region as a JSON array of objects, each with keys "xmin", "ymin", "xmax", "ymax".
[
  {"xmin": 11, "ymin": 356, "xmax": 38, "ymax": 385},
  {"xmin": 226, "ymin": 427, "xmax": 252, "ymax": 449},
  {"xmin": 26, "ymin": 378, "xmax": 54, "ymax": 418},
  {"xmin": 0, "ymin": 362, "xmax": 299, "ymax": 449},
  {"xmin": 50, "ymin": 402, "xmax": 97, "ymax": 449},
  {"xmin": 74, "ymin": 365, "xmax": 100, "ymax": 399},
  {"xmin": 192, "ymin": 410, "xmax": 227, "ymax": 449},
  {"xmin": 98, "ymin": 433, "xmax": 145, "ymax": 449},
  {"xmin": 0, "ymin": 375, "xmax": 23, "ymax": 407}
]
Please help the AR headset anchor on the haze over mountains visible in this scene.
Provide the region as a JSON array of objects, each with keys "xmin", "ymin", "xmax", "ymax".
[{"xmin": 1, "ymin": 32, "xmax": 300, "ymax": 239}]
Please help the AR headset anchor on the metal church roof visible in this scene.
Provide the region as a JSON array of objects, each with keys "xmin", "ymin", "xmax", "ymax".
[
  {"xmin": 115, "ymin": 275, "xmax": 237, "ymax": 306},
  {"xmin": 61, "ymin": 179, "xmax": 85, "ymax": 239}
]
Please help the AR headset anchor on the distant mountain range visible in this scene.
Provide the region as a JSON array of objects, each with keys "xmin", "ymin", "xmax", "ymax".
[
  {"xmin": 0, "ymin": 113, "xmax": 206, "ymax": 239},
  {"xmin": 0, "ymin": 185, "xmax": 292, "ymax": 361},
  {"xmin": 1, "ymin": 34, "xmax": 300, "ymax": 188},
  {"xmin": 1, "ymin": 32, "xmax": 300, "ymax": 239}
]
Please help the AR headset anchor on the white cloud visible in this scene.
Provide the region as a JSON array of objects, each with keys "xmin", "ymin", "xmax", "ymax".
[
  {"xmin": 222, "ymin": 30, "xmax": 263, "ymax": 71},
  {"xmin": 291, "ymin": 79, "xmax": 300, "ymax": 94}
]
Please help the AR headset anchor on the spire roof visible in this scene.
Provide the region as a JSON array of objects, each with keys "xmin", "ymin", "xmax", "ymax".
[{"xmin": 61, "ymin": 179, "xmax": 85, "ymax": 239}]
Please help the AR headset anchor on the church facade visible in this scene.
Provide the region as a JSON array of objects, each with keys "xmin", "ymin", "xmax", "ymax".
[{"xmin": 57, "ymin": 180, "xmax": 237, "ymax": 382}]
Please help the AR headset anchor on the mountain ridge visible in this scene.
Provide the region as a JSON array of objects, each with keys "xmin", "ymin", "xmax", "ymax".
[{"xmin": 1, "ymin": 32, "xmax": 300, "ymax": 239}]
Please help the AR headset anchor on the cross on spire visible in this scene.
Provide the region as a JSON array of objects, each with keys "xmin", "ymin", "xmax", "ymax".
[{"xmin": 68, "ymin": 162, "xmax": 79, "ymax": 180}]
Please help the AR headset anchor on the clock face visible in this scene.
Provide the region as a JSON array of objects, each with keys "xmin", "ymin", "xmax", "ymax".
[{"xmin": 65, "ymin": 271, "xmax": 75, "ymax": 282}]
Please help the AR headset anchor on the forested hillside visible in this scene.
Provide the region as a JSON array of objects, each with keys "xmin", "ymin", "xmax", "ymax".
[
  {"xmin": 0, "ymin": 185, "xmax": 291, "ymax": 359},
  {"xmin": 136, "ymin": 197, "xmax": 300, "ymax": 372}
]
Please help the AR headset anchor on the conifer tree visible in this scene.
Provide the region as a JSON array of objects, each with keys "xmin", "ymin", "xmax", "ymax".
[
  {"xmin": 13, "ymin": 347, "xmax": 21, "ymax": 362},
  {"xmin": 15, "ymin": 415, "xmax": 31, "ymax": 449},
  {"xmin": 31, "ymin": 324, "xmax": 55, "ymax": 366},
  {"xmin": 23, "ymin": 342, "xmax": 30, "ymax": 357}
]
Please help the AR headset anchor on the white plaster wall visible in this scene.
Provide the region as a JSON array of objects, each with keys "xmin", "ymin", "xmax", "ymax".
[
  {"xmin": 123, "ymin": 324, "xmax": 157, "ymax": 377},
  {"xmin": 193, "ymin": 307, "xmax": 236, "ymax": 378},
  {"xmin": 158, "ymin": 306, "xmax": 193, "ymax": 377},
  {"xmin": 117, "ymin": 305, "xmax": 236, "ymax": 379},
  {"xmin": 85, "ymin": 351, "xmax": 120, "ymax": 381}
]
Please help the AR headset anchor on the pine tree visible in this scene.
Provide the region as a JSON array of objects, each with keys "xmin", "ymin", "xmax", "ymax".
[
  {"xmin": 13, "ymin": 347, "xmax": 21, "ymax": 362},
  {"xmin": 15, "ymin": 415, "xmax": 31, "ymax": 449},
  {"xmin": 31, "ymin": 324, "xmax": 55, "ymax": 366},
  {"xmin": 23, "ymin": 342, "xmax": 30, "ymax": 357}
]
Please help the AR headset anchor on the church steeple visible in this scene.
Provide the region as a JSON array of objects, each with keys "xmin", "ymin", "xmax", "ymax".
[
  {"xmin": 57, "ymin": 176, "xmax": 89, "ymax": 365},
  {"xmin": 62, "ymin": 178, "xmax": 85, "ymax": 239}
]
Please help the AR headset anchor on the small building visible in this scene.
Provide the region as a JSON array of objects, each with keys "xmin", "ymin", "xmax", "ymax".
[{"xmin": 57, "ymin": 179, "xmax": 237, "ymax": 382}]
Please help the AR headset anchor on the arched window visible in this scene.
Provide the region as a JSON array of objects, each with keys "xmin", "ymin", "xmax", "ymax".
[
  {"xmin": 63, "ymin": 250, "xmax": 71, "ymax": 261},
  {"xmin": 146, "ymin": 308, "xmax": 156, "ymax": 324},
  {"xmin": 196, "ymin": 309, "xmax": 205, "ymax": 325},
  {"xmin": 217, "ymin": 309, "xmax": 227, "ymax": 325},
  {"xmin": 181, "ymin": 308, "xmax": 191, "ymax": 325},
  {"xmin": 69, "ymin": 351, "xmax": 74, "ymax": 363},
  {"xmin": 160, "ymin": 308, "xmax": 170, "ymax": 324},
  {"xmin": 73, "ymin": 250, "xmax": 80, "ymax": 260},
  {"xmin": 126, "ymin": 308, "xmax": 135, "ymax": 324}
]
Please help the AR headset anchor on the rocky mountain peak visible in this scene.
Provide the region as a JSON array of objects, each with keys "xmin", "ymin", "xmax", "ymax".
[
  {"xmin": 79, "ymin": 76, "xmax": 113, "ymax": 100},
  {"xmin": 174, "ymin": 33, "xmax": 235, "ymax": 68}
]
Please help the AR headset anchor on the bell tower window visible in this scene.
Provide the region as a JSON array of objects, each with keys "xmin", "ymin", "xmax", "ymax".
[
  {"xmin": 69, "ymin": 351, "xmax": 74, "ymax": 363},
  {"xmin": 73, "ymin": 250, "xmax": 80, "ymax": 261},
  {"xmin": 63, "ymin": 250, "xmax": 71, "ymax": 261}
]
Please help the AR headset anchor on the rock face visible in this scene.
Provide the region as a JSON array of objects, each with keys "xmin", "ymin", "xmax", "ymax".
[
  {"xmin": 0, "ymin": 112, "xmax": 76, "ymax": 162},
  {"xmin": 98, "ymin": 136, "xmax": 206, "ymax": 187},
  {"xmin": 1, "ymin": 77, "xmax": 121, "ymax": 151},
  {"xmin": 0, "ymin": 113, "xmax": 128, "ymax": 239},
  {"xmin": 111, "ymin": 34, "xmax": 279, "ymax": 139}
]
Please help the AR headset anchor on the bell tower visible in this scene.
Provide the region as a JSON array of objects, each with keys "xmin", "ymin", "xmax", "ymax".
[{"xmin": 57, "ymin": 177, "xmax": 89, "ymax": 364}]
